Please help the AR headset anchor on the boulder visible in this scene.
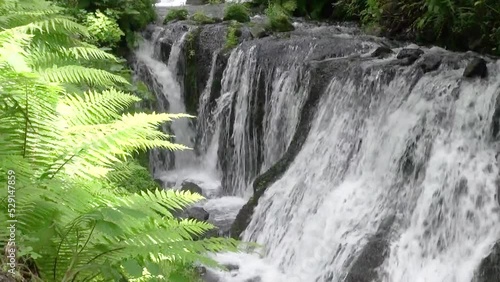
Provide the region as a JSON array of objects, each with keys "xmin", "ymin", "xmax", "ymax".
[
  {"xmin": 463, "ymin": 58, "xmax": 487, "ymax": 78},
  {"xmin": 371, "ymin": 46, "xmax": 393, "ymax": 58},
  {"xmin": 181, "ymin": 181, "xmax": 203, "ymax": 195},
  {"xmin": 419, "ymin": 54, "xmax": 442, "ymax": 73},
  {"xmin": 397, "ymin": 48, "xmax": 424, "ymax": 65},
  {"xmin": 186, "ymin": 0, "xmax": 205, "ymax": 5},
  {"xmin": 250, "ymin": 24, "xmax": 270, "ymax": 39},
  {"xmin": 345, "ymin": 215, "xmax": 395, "ymax": 282},
  {"xmin": 186, "ymin": 206, "xmax": 210, "ymax": 221},
  {"xmin": 474, "ymin": 242, "xmax": 500, "ymax": 282},
  {"xmin": 154, "ymin": 178, "xmax": 165, "ymax": 188}
]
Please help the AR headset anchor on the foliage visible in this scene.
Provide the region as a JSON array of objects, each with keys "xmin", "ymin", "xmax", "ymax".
[
  {"xmin": 252, "ymin": 0, "xmax": 500, "ymax": 55},
  {"xmin": 191, "ymin": 11, "xmax": 216, "ymax": 25},
  {"xmin": 265, "ymin": 4, "xmax": 295, "ymax": 32},
  {"xmin": 164, "ymin": 8, "xmax": 189, "ymax": 24},
  {"xmin": 0, "ymin": 0, "xmax": 241, "ymax": 281},
  {"xmin": 225, "ymin": 21, "xmax": 241, "ymax": 49},
  {"xmin": 54, "ymin": 0, "xmax": 157, "ymax": 50},
  {"xmin": 84, "ymin": 10, "xmax": 124, "ymax": 48},
  {"xmin": 208, "ymin": 0, "xmax": 224, "ymax": 3},
  {"xmin": 223, "ymin": 3, "xmax": 251, "ymax": 23},
  {"xmin": 107, "ymin": 161, "xmax": 160, "ymax": 194}
]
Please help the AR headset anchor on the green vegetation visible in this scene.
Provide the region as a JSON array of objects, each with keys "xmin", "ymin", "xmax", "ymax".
[
  {"xmin": 223, "ymin": 3, "xmax": 251, "ymax": 23},
  {"xmin": 208, "ymin": 0, "xmax": 224, "ymax": 4},
  {"xmin": 191, "ymin": 11, "xmax": 216, "ymax": 24},
  {"xmin": 251, "ymin": 0, "xmax": 500, "ymax": 55},
  {"xmin": 225, "ymin": 21, "xmax": 242, "ymax": 49},
  {"xmin": 0, "ymin": 0, "xmax": 240, "ymax": 281},
  {"xmin": 54, "ymin": 0, "xmax": 157, "ymax": 51},
  {"xmin": 164, "ymin": 8, "xmax": 189, "ymax": 24},
  {"xmin": 266, "ymin": 4, "xmax": 295, "ymax": 32}
]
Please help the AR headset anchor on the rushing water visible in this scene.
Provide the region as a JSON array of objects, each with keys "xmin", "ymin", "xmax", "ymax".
[{"xmin": 136, "ymin": 21, "xmax": 500, "ymax": 282}]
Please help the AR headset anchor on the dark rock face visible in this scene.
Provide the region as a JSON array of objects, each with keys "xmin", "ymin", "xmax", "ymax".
[
  {"xmin": 463, "ymin": 58, "xmax": 488, "ymax": 78},
  {"xmin": 181, "ymin": 181, "xmax": 203, "ymax": 195},
  {"xmin": 154, "ymin": 178, "xmax": 165, "ymax": 188},
  {"xmin": 397, "ymin": 48, "xmax": 424, "ymax": 65},
  {"xmin": 345, "ymin": 216, "xmax": 396, "ymax": 282},
  {"xmin": 186, "ymin": 0, "xmax": 205, "ymax": 4},
  {"xmin": 419, "ymin": 53, "xmax": 442, "ymax": 73},
  {"xmin": 371, "ymin": 46, "xmax": 393, "ymax": 58},
  {"xmin": 185, "ymin": 206, "xmax": 210, "ymax": 221},
  {"xmin": 474, "ymin": 242, "xmax": 500, "ymax": 282}
]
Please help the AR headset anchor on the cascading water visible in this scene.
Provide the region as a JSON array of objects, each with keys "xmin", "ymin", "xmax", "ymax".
[
  {"xmin": 136, "ymin": 17, "xmax": 500, "ymax": 282},
  {"xmin": 243, "ymin": 55, "xmax": 500, "ymax": 281},
  {"xmin": 134, "ymin": 27, "xmax": 197, "ymax": 175}
]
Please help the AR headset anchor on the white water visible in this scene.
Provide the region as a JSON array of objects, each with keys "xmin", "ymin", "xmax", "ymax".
[
  {"xmin": 214, "ymin": 46, "xmax": 311, "ymax": 196},
  {"xmin": 242, "ymin": 61, "xmax": 500, "ymax": 281},
  {"xmin": 136, "ymin": 22, "xmax": 500, "ymax": 282},
  {"xmin": 135, "ymin": 29, "xmax": 197, "ymax": 173}
]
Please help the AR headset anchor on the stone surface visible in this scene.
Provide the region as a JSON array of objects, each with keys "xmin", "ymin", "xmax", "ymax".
[
  {"xmin": 153, "ymin": 178, "xmax": 165, "ymax": 188},
  {"xmin": 463, "ymin": 57, "xmax": 488, "ymax": 78},
  {"xmin": 474, "ymin": 242, "xmax": 500, "ymax": 282},
  {"xmin": 419, "ymin": 53, "xmax": 442, "ymax": 73},
  {"xmin": 371, "ymin": 46, "xmax": 393, "ymax": 58},
  {"xmin": 181, "ymin": 181, "xmax": 203, "ymax": 194},
  {"xmin": 397, "ymin": 48, "xmax": 424, "ymax": 65},
  {"xmin": 186, "ymin": 206, "xmax": 210, "ymax": 221},
  {"xmin": 345, "ymin": 215, "xmax": 396, "ymax": 282}
]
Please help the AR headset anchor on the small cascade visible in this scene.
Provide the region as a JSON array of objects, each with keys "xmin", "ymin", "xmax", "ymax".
[{"xmin": 134, "ymin": 27, "xmax": 196, "ymax": 175}]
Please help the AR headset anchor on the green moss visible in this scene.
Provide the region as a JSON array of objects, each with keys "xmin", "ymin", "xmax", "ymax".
[
  {"xmin": 223, "ymin": 3, "xmax": 250, "ymax": 23},
  {"xmin": 225, "ymin": 21, "xmax": 242, "ymax": 50},
  {"xmin": 265, "ymin": 4, "xmax": 295, "ymax": 32},
  {"xmin": 183, "ymin": 28, "xmax": 202, "ymax": 115},
  {"xmin": 191, "ymin": 11, "xmax": 216, "ymax": 24},
  {"xmin": 163, "ymin": 8, "xmax": 188, "ymax": 24}
]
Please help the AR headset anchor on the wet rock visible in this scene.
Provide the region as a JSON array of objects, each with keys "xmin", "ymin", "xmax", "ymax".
[
  {"xmin": 419, "ymin": 54, "xmax": 442, "ymax": 73},
  {"xmin": 491, "ymin": 95, "xmax": 500, "ymax": 140},
  {"xmin": 397, "ymin": 48, "xmax": 424, "ymax": 65},
  {"xmin": 345, "ymin": 215, "xmax": 395, "ymax": 282},
  {"xmin": 181, "ymin": 181, "xmax": 203, "ymax": 195},
  {"xmin": 186, "ymin": 206, "xmax": 210, "ymax": 221},
  {"xmin": 463, "ymin": 58, "xmax": 487, "ymax": 78},
  {"xmin": 159, "ymin": 39, "xmax": 172, "ymax": 62},
  {"xmin": 223, "ymin": 264, "xmax": 239, "ymax": 271},
  {"xmin": 371, "ymin": 46, "xmax": 393, "ymax": 58},
  {"xmin": 154, "ymin": 178, "xmax": 165, "ymax": 188},
  {"xmin": 186, "ymin": 0, "xmax": 205, "ymax": 5},
  {"xmin": 474, "ymin": 242, "xmax": 500, "ymax": 282},
  {"xmin": 250, "ymin": 24, "xmax": 270, "ymax": 39}
]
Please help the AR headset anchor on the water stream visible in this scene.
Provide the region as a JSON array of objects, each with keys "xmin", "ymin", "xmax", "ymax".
[{"xmin": 134, "ymin": 21, "xmax": 500, "ymax": 282}]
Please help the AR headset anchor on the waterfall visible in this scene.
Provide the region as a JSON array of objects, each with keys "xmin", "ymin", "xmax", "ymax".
[
  {"xmin": 134, "ymin": 27, "xmax": 196, "ymax": 175},
  {"xmin": 243, "ymin": 58, "xmax": 500, "ymax": 281},
  {"xmin": 136, "ymin": 19, "xmax": 500, "ymax": 282}
]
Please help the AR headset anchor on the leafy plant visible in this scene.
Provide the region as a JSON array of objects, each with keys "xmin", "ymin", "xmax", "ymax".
[
  {"xmin": 191, "ymin": 11, "xmax": 216, "ymax": 24},
  {"xmin": 223, "ymin": 3, "xmax": 250, "ymax": 23},
  {"xmin": 164, "ymin": 8, "xmax": 189, "ymax": 24},
  {"xmin": 0, "ymin": 0, "xmax": 241, "ymax": 281},
  {"xmin": 225, "ymin": 21, "xmax": 241, "ymax": 49},
  {"xmin": 85, "ymin": 9, "xmax": 125, "ymax": 48},
  {"xmin": 266, "ymin": 4, "xmax": 295, "ymax": 32}
]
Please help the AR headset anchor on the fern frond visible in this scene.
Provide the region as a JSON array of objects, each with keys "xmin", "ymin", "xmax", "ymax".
[
  {"xmin": 40, "ymin": 65, "xmax": 129, "ymax": 86},
  {"xmin": 60, "ymin": 90, "xmax": 140, "ymax": 126}
]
